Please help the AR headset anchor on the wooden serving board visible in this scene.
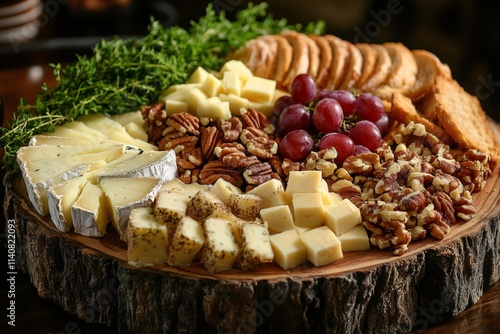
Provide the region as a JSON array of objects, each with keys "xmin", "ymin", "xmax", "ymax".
[{"xmin": 4, "ymin": 121, "xmax": 500, "ymax": 334}]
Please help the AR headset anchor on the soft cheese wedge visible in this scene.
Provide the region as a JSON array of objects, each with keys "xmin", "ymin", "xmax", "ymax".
[
  {"xmin": 100, "ymin": 176, "xmax": 163, "ymax": 239},
  {"xmin": 72, "ymin": 182, "xmax": 109, "ymax": 237},
  {"xmin": 126, "ymin": 207, "xmax": 169, "ymax": 266}
]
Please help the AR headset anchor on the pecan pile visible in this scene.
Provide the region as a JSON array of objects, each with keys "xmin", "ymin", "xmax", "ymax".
[{"xmin": 143, "ymin": 104, "xmax": 491, "ymax": 256}]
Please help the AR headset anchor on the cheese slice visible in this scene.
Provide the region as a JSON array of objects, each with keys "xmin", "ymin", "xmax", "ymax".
[
  {"xmin": 28, "ymin": 135, "xmax": 109, "ymax": 147},
  {"xmin": 47, "ymin": 125, "xmax": 107, "ymax": 140},
  {"xmin": 47, "ymin": 176, "xmax": 89, "ymax": 232},
  {"xmin": 61, "ymin": 121, "xmax": 110, "ymax": 139},
  {"xmin": 299, "ymin": 226, "xmax": 343, "ymax": 267},
  {"xmin": 124, "ymin": 122, "xmax": 148, "ymax": 142},
  {"xmin": 110, "ymin": 110, "xmax": 145, "ymax": 128},
  {"xmin": 17, "ymin": 143, "xmax": 123, "ymax": 163},
  {"xmin": 72, "ymin": 182, "xmax": 109, "ymax": 237},
  {"xmin": 100, "ymin": 176, "xmax": 163, "ymax": 239},
  {"xmin": 126, "ymin": 207, "xmax": 169, "ymax": 266}
]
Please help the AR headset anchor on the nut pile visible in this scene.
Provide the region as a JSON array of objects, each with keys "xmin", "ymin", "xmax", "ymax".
[{"xmin": 143, "ymin": 103, "xmax": 491, "ymax": 255}]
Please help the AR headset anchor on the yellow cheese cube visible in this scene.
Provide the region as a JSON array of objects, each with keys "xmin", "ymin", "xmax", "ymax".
[
  {"xmin": 210, "ymin": 178, "xmax": 243, "ymax": 206},
  {"xmin": 299, "ymin": 226, "xmax": 343, "ymax": 266},
  {"xmin": 188, "ymin": 66, "xmax": 210, "ymax": 83},
  {"xmin": 221, "ymin": 71, "xmax": 242, "ymax": 96},
  {"xmin": 292, "ymin": 192, "xmax": 325, "ymax": 228},
  {"xmin": 270, "ymin": 229, "xmax": 307, "ymax": 270},
  {"xmin": 248, "ymin": 178, "xmax": 287, "ymax": 209},
  {"xmin": 241, "ymin": 76, "xmax": 276, "ymax": 103},
  {"xmin": 165, "ymin": 100, "xmax": 189, "ymax": 115},
  {"xmin": 337, "ymin": 225, "xmax": 370, "ymax": 252},
  {"xmin": 285, "ymin": 170, "xmax": 323, "ymax": 202},
  {"xmin": 163, "ymin": 89, "xmax": 190, "ymax": 102},
  {"xmin": 294, "ymin": 225, "xmax": 312, "ymax": 235},
  {"xmin": 219, "ymin": 93, "xmax": 250, "ymax": 115},
  {"xmin": 324, "ymin": 199, "xmax": 362, "ymax": 235},
  {"xmin": 201, "ymin": 73, "xmax": 223, "ymax": 97},
  {"xmin": 186, "ymin": 87, "xmax": 208, "ymax": 114},
  {"xmin": 260, "ymin": 205, "xmax": 295, "ymax": 234},
  {"xmin": 196, "ymin": 97, "xmax": 232, "ymax": 120},
  {"xmin": 219, "ymin": 60, "xmax": 253, "ymax": 83},
  {"xmin": 248, "ymin": 101, "xmax": 274, "ymax": 116}
]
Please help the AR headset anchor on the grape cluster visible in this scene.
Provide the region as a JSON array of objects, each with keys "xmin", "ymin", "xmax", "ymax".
[{"xmin": 274, "ymin": 74, "xmax": 389, "ymax": 163}]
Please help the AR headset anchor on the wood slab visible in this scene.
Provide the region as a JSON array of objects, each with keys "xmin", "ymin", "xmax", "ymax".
[{"xmin": 4, "ymin": 121, "xmax": 500, "ymax": 334}]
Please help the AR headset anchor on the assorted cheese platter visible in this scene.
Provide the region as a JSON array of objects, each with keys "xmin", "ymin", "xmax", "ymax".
[{"xmin": 2, "ymin": 3, "xmax": 500, "ymax": 333}]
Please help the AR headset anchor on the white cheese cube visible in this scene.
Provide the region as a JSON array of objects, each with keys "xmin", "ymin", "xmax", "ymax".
[
  {"xmin": 236, "ymin": 221, "xmax": 274, "ymax": 270},
  {"xmin": 196, "ymin": 97, "xmax": 231, "ymax": 120},
  {"xmin": 270, "ymin": 229, "xmax": 307, "ymax": 270},
  {"xmin": 292, "ymin": 192, "xmax": 325, "ymax": 228},
  {"xmin": 188, "ymin": 66, "xmax": 210, "ymax": 84},
  {"xmin": 285, "ymin": 170, "xmax": 323, "ymax": 202},
  {"xmin": 337, "ymin": 225, "xmax": 370, "ymax": 252},
  {"xmin": 219, "ymin": 60, "xmax": 253, "ymax": 83},
  {"xmin": 126, "ymin": 207, "xmax": 168, "ymax": 266},
  {"xmin": 228, "ymin": 192, "xmax": 262, "ymax": 221},
  {"xmin": 47, "ymin": 176, "xmax": 88, "ymax": 232},
  {"xmin": 221, "ymin": 71, "xmax": 242, "ymax": 96},
  {"xmin": 210, "ymin": 178, "xmax": 243, "ymax": 206},
  {"xmin": 200, "ymin": 217, "xmax": 240, "ymax": 274},
  {"xmin": 163, "ymin": 88, "xmax": 190, "ymax": 102},
  {"xmin": 72, "ymin": 182, "xmax": 109, "ymax": 237},
  {"xmin": 324, "ymin": 199, "xmax": 362, "ymax": 235},
  {"xmin": 168, "ymin": 216, "xmax": 205, "ymax": 267},
  {"xmin": 299, "ymin": 226, "xmax": 343, "ymax": 267},
  {"xmin": 248, "ymin": 178, "xmax": 287, "ymax": 209},
  {"xmin": 201, "ymin": 73, "xmax": 223, "ymax": 97},
  {"xmin": 260, "ymin": 205, "xmax": 295, "ymax": 234},
  {"xmin": 186, "ymin": 87, "xmax": 208, "ymax": 114},
  {"xmin": 241, "ymin": 76, "xmax": 276, "ymax": 103},
  {"xmin": 219, "ymin": 93, "xmax": 250, "ymax": 116}
]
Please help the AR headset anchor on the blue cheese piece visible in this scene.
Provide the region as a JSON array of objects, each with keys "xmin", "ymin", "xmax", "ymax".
[
  {"xmin": 72, "ymin": 182, "xmax": 110, "ymax": 237},
  {"xmin": 100, "ymin": 176, "xmax": 164, "ymax": 239}
]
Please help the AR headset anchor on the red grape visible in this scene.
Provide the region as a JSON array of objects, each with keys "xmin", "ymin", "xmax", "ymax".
[
  {"xmin": 318, "ymin": 132, "xmax": 354, "ymax": 164},
  {"xmin": 312, "ymin": 98, "xmax": 344, "ymax": 134},
  {"xmin": 328, "ymin": 90, "xmax": 356, "ymax": 115},
  {"xmin": 290, "ymin": 74, "xmax": 317, "ymax": 104},
  {"xmin": 273, "ymin": 95, "xmax": 294, "ymax": 118},
  {"xmin": 374, "ymin": 112, "xmax": 389, "ymax": 135},
  {"xmin": 279, "ymin": 129, "xmax": 314, "ymax": 161},
  {"xmin": 353, "ymin": 145, "xmax": 371, "ymax": 155},
  {"xmin": 353, "ymin": 93, "xmax": 385, "ymax": 122},
  {"xmin": 348, "ymin": 120, "xmax": 382, "ymax": 151},
  {"xmin": 278, "ymin": 103, "xmax": 311, "ymax": 134}
]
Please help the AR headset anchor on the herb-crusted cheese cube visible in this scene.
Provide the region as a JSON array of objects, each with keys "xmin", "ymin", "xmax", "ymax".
[
  {"xmin": 200, "ymin": 217, "xmax": 240, "ymax": 274},
  {"xmin": 292, "ymin": 192, "xmax": 325, "ymax": 228},
  {"xmin": 299, "ymin": 226, "xmax": 343, "ymax": 266},
  {"xmin": 236, "ymin": 221, "xmax": 274, "ymax": 270},
  {"xmin": 168, "ymin": 216, "xmax": 205, "ymax": 267},
  {"xmin": 208, "ymin": 208, "xmax": 245, "ymax": 245},
  {"xmin": 126, "ymin": 207, "xmax": 168, "ymax": 266},
  {"xmin": 210, "ymin": 178, "xmax": 243, "ymax": 206},
  {"xmin": 154, "ymin": 189, "xmax": 189, "ymax": 225},
  {"xmin": 337, "ymin": 225, "xmax": 370, "ymax": 252},
  {"xmin": 241, "ymin": 76, "xmax": 276, "ymax": 103},
  {"xmin": 228, "ymin": 192, "xmax": 262, "ymax": 221},
  {"xmin": 324, "ymin": 198, "xmax": 362, "ymax": 235},
  {"xmin": 260, "ymin": 205, "xmax": 295, "ymax": 234},
  {"xmin": 186, "ymin": 188, "xmax": 226, "ymax": 221},
  {"xmin": 248, "ymin": 179, "xmax": 287, "ymax": 208},
  {"xmin": 270, "ymin": 229, "xmax": 307, "ymax": 270}
]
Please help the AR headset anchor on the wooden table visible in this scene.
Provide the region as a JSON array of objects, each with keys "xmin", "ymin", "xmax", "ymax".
[{"xmin": 1, "ymin": 65, "xmax": 499, "ymax": 333}]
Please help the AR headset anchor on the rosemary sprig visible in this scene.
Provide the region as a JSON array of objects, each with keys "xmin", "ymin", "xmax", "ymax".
[{"xmin": 0, "ymin": 2, "xmax": 324, "ymax": 172}]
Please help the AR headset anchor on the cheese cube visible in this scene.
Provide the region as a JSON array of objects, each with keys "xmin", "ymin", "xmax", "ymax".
[
  {"xmin": 241, "ymin": 76, "xmax": 276, "ymax": 103},
  {"xmin": 72, "ymin": 182, "xmax": 109, "ymax": 237},
  {"xmin": 285, "ymin": 170, "xmax": 323, "ymax": 202},
  {"xmin": 184, "ymin": 182, "xmax": 209, "ymax": 198},
  {"xmin": 188, "ymin": 66, "xmax": 210, "ymax": 84},
  {"xmin": 292, "ymin": 193, "xmax": 325, "ymax": 228},
  {"xmin": 159, "ymin": 178, "xmax": 188, "ymax": 193},
  {"xmin": 186, "ymin": 87, "xmax": 208, "ymax": 113},
  {"xmin": 163, "ymin": 89, "xmax": 190, "ymax": 102},
  {"xmin": 219, "ymin": 60, "xmax": 253, "ymax": 83},
  {"xmin": 200, "ymin": 217, "xmax": 240, "ymax": 273},
  {"xmin": 299, "ymin": 226, "xmax": 343, "ymax": 266},
  {"xmin": 221, "ymin": 71, "xmax": 242, "ymax": 96},
  {"xmin": 270, "ymin": 229, "xmax": 307, "ymax": 270},
  {"xmin": 201, "ymin": 73, "xmax": 223, "ymax": 97},
  {"xmin": 165, "ymin": 100, "xmax": 189, "ymax": 115},
  {"xmin": 228, "ymin": 192, "xmax": 262, "ymax": 221},
  {"xmin": 236, "ymin": 221, "xmax": 274, "ymax": 270},
  {"xmin": 154, "ymin": 189, "xmax": 190, "ymax": 224},
  {"xmin": 196, "ymin": 97, "xmax": 232, "ymax": 120},
  {"xmin": 186, "ymin": 188, "xmax": 226, "ymax": 221},
  {"xmin": 324, "ymin": 199, "xmax": 362, "ymax": 235},
  {"xmin": 260, "ymin": 205, "xmax": 294, "ymax": 234},
  {"xmin": 168, "ymin": 216, "xmax": 205, "ymax": 267},
  {"xmin": 323, "ymin": 191, "xmax": 343, "ymax": 207},
  {"xmin": 337, "ymin": 225, "xmax": 370, "ymax": 252},
  {"xmin": 210, "ymin": 178, "xmax": 243, "ymax": 206},
  {"xmin": 294, "ymin": 225, "xmax": 312, "ymax": 235},
  {"xmin": 248, "ymin": 101, "xmax": 274, "ymax": 116},
  {"xmin": 126, "ymin": 207, "xmax": 168, "ymax": 266},
  {"xmin": 248, "ymin": 179, "xmax": 287, "ymax": 208},
  {"xmin": 219, "ymin": 93, "xmax": 250, "ymax": 115}
]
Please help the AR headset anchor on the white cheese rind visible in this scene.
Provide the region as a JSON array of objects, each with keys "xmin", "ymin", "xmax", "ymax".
[
  {"xmin": 72, "ymin": 182, "xmax": 109, "ymax": 237},
  {"xmin": 47, "ymin": 176, "xmax": 88, "ymax": 232}
]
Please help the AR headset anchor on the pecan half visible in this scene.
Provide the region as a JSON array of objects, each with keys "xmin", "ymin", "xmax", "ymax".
[
  {"xmin": 199, "ymin": 161, "xmax": 243, "ymax": 187},
  {"xmin": 168, "ymin": 112, "xmax": 200, "ymax": 136},
  {"xmin": 240, "ymin": 108, "xmax": 275, "ymax": 134}
]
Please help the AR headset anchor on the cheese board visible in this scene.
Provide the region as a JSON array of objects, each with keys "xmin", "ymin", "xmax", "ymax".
[{"xmin": 4, "ymin": 120, "xmax": 500, "ymax": 333}]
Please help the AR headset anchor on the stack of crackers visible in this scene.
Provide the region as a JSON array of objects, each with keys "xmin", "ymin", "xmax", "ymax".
[{"xmin": 232, "ymin": 31, "xmax": 499, "ymax": 168}]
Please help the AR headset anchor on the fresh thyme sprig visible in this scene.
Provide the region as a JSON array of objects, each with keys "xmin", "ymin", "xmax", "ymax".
[{"xmin": 0, "ymin": 2, "xmax": 325, "ymax": 172}]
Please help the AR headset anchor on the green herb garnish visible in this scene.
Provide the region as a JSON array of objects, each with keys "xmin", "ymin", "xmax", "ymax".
[{"xmin": 0, "ymin": 2, "xmax": 324, "ymax": 172}]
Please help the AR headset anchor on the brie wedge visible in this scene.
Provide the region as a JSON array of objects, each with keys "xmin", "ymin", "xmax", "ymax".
[{"xmin": 72, "ymin": 182, "xmax": 110, "ymax": 237}]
